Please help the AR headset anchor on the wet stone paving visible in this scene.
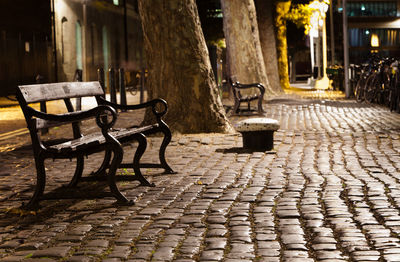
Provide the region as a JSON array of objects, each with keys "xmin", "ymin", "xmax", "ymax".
[{"xmin": 2, "ymin": 98, "xmax": 400, "ymax": 261}]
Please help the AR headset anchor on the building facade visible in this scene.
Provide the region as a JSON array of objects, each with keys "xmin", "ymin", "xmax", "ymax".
[
  {"xmin": 0, "ymin": 0, "xmax": 143, "ymax": 96},
  {"xmin": 346, "ymin": 0, "xmax": 400, "ymax": 63},
  {"xmin": 0, "ymin": 0, "xmax": 52, "ymax": 96}
]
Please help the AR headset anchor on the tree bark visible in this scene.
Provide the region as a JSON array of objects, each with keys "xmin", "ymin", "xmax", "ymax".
[
  {"xmin": 221, "ymin": 0, "xmax": 276, "ymax": 96},
  {"xmin": 138, "ymin": 0, "xmax": 232, "ymax": 133},
  {"xmin": 255, "ymin": 0, "xmax": 283, "ymax": 94},
  {"xmin": 275, "ymin": 0, "xmax": 291, "ymax": 90}
]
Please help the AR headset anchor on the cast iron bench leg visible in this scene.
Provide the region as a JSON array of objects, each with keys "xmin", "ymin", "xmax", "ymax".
[
  {"xmin": 68, "ymin": 155, "xmax": 85, "ymax": 187},
  {"xmin": 107, "ymin": 139, "xmax": 131, "ymax": 204},
  {"xmin": 24, "ymin": 155, "xmax": 47, "ymax": 210},
  {"xmin": 91, "ymin": 150, "xmax": 112, "ymax": 177},
  {"xmin": 133, "ymin": 133, "xmax": 155, "ymax": 187},
  {"xmin": 233, "ymin": 99, "xmax": 240, "ymax": 114},
  {"xmin": 159, "ymin": 122, "xmax": 176, "ymax": 174},
  {"xmin": 257, "ymin": 97, "xmax": 264, "ymax": 114}
]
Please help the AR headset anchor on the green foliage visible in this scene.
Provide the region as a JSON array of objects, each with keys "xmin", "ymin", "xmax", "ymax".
[
  {"xmin": 207, "ymin": 39, "xmax": 226, "ymax": 49},
  {"xmin": 277, "ymin": 1, "xmax": 331, "ymax": 35},
  {"xmin": 275, "ymin": 1, "xmax": 291, "ymax": 89},
  {"xmin": 285, "ymin": 4, "xmax": 313, "ymax": 34},
  {"xmin": 121, "ymin": 168, "xmax": 135, "ymax": 176}
]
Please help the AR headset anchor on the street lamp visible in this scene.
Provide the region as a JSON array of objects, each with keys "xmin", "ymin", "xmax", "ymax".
[{"xmin": 308, "ymin": 0, "xmax": 330, "ymax": 90}]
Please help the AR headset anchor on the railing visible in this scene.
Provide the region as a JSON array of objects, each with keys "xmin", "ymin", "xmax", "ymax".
[{"xmin": 98, "ymin": 68, "xmax": 146, "ymax": 107}]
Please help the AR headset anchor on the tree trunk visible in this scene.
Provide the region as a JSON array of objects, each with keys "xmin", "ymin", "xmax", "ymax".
[
  {"xmin": 275, "ymin": 1, "xmax": 291, "ymax": 90},
  {"xmin": 255, "ymin": 0, "xmax": 283, "ymax": 94},
  {"xmin": 138, "ymin": 0, "xmax": 232, "ymax": 133},
  {"xmin": 221, "ymin": 0, "xmax": 276, "ymax": 95}
]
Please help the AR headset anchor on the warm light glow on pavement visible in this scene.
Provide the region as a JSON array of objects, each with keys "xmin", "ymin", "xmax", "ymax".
[{"xmin": 285, "ymin": 87, "xmax": 345, "ymax": 100}]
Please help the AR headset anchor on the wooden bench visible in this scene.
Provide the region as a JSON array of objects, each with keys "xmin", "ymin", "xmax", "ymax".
[
  {"xmin": 235, "ymin": 118, "xmax": 280, "ymax": 151},
  {"xmin": 16, "ymin": 81, "xmax": 174, "ymax": 209},
  {"xmin": 229, "ymin": 78, "xmax": 265, "ymax": 115}
]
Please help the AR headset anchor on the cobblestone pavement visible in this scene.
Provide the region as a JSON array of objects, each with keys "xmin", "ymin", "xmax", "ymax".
[{"xmin": 2, "ymin": 97, "xmax": 400, "ymax": 261}]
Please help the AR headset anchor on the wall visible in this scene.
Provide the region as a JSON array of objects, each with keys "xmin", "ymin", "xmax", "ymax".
[
  {"xmin": 0, "ymin": 0, "xmax": 52, "ymax": 96},
  {"xmin": 0, "ymin": 0, "xmax": 144, "ymax": 96},
  {"xmin": 54, "ymin": 0, "xmax": 144, "ymax": 84}
]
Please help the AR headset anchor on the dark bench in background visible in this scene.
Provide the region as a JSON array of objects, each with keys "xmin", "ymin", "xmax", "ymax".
[
  {"xmin": 229, "ymin": 78, "xmax": 265, "ymax": 115},
  {"xmin": 17, "ymin": 81, "xmax": 174, "ymax": 209}
]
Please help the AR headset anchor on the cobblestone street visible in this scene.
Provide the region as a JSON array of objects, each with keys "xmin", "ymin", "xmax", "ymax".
[{"xmin": 2, "ymin": 96, "xmax": 400, "ymax": 261}]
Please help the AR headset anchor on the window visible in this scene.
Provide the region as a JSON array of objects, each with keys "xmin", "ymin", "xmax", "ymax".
[
  {"xmin": 349, "ymin": 28, "xmax": 400, "ymax": 47},
  {"xmin": 25, "ymin": 42, "xmax": 30, "ymax": 53},
  {"xmin": 347, "ymin": 1, "xmax": 397, "ymax": 17}
]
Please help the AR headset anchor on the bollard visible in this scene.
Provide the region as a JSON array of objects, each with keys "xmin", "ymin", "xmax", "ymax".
[
  {"xmin": 119, "ymin": 68, "xmax": 127, "ymax": 110},
  {"xmin": 109, "ymin": 68, "xmax": 117, "ymax": 104}
]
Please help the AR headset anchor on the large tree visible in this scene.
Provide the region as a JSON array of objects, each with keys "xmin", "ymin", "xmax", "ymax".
[
  {"xmin": 138, "ymin": 0, "xmax": 232, "ymax": 133},
  {"xmin": 221, "ymin": 0, "xmax": 276, "ymax": 95},
  {"xmin": 275, "ymin": 0, "xmax": 291, "ymax": 90},
  {"xmin": 255, "ymin": 0, "xmax": 283, "ymax": 94}
]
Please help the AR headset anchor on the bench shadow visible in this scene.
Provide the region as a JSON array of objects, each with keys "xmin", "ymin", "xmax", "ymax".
[
  {"xmin": 216, "ymin": 147, "xmax": 277, "ymax": 154},
  {"xmin": 0, "ymin": 179, "xmax": 142, "ymax": 228}
]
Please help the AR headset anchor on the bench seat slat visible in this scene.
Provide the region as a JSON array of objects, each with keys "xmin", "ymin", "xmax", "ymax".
[{"xmin": 48, "ymin": 125, "xmax": 156, "ymax": 153}]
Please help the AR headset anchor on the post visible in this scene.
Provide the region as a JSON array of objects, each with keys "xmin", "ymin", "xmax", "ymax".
[
  {"xmin": 329, "ymin": 0, "xmax": 335, "ymax": 65},
  {"xmin": 97, "ymin": 68, "xmax": 105, "ymax": 98},
  {"xmin": 322, "ymin": 16, "xmax": 328, "ymax": 78},
  {"xmin": 140, "ymin": 68, "xmax": 145, "ymax": 104},
  {"xmin": 82, "ymin": 1, "xmax": 88, "ymax": 81},
  {"xmin": 316, "ymin": 31, "xmax": 321, "ymax": 79},
  {"xmin": 36, "ymin": 75, "xmax": 48, "ymax": 134},
  {"xmin": 310, "ymin": 35, "xmax": 315, "ymax": 78},
  {"xmin": 74, "ymin": 69, "xmax": 83, "ymax": 111},
  {"xmin": 123, "ymin": 0, "xmax": 129, "ymax": 62},
  {"xmin": 343, "ymin": 0, "xmax": 350, "ymax": 98},
  {"xmin": 310, "ymin": 1, "xmax": 330, "ymax": 90},
  {"xmin": 109, "ymin": 68, "xmax": 117, "ymax": 103},
  {"xmin": 119, "ymin": 68, "xmax": 127, "ymax": 109},
  {"xmin": 50, "ymin": 0, "xmax": 58, "ymax": 82}
]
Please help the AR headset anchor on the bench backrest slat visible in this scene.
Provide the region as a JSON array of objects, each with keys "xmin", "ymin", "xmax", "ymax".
[{"xmin": 18, "ymin": 81, "xmax": 104, "ymax": 103}]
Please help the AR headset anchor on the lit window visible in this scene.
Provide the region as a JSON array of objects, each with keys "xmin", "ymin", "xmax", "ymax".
[
  {"xmin": 371, "ymin": 34, "xmax": 380, "ymax": 47},
  {"xmin": 113, "ymin": 0, "xmax": 119, "ymax": 5},
  {"xmin": 24, "ymin": 42, "xmax": 30, "ymax": 53}
]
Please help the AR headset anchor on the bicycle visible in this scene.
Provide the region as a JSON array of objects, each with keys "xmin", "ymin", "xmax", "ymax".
[
  {"xmin": 125, "ymin": 71, "xmax": 142, "ymax": 96},
  {"xmin": 126, "ymin": 84, "xmax": 139, "ymax": 96},
  {"xmin": 388, "ymin": 60, "xmax": 400, "ymax": 112},
  {"xmin": 363, "ymin": 58, "xmax": 392, "ymax": 104},
  {"xmin": 354, "ymin": 63, "xmax": 371, "ymax": 102}
]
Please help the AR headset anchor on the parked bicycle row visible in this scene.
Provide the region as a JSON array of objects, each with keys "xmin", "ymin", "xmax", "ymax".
[{"xmin": 352, "ymin": 55, "xmax": 400, "ymax": 112}]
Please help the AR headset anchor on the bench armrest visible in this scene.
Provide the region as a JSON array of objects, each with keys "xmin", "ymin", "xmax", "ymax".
[
  {"xmin": 232, "ymin": 82, "xmax": 265, "ymax": 93},
  {"xmin": 27, "ymin": 105, "xmax": 118, "ymax": 131},
  {"xmin": 98, "ymin": 97, "xmax": 168, "ymax": 119}
]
